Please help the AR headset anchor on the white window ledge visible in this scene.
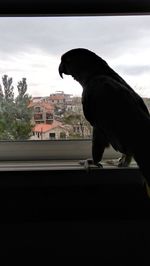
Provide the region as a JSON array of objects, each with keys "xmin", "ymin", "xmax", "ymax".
[{"xmin": 0, "ymin": 139, "xmax": 122, "ymax": 161}]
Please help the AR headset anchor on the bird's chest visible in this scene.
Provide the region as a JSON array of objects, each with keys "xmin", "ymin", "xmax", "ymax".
[
  {"xmin": 82, "ymin": 88, "xmax": 112, "ymax": 128},
  {"xmin": 82, "ymin": 89, "xmax": 128, "ymax": 153}
]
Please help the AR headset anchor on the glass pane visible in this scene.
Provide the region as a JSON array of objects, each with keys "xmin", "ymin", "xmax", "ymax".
[{"xmin": 0, "ymin": 16, "xmax": 149, "ymax": 140}]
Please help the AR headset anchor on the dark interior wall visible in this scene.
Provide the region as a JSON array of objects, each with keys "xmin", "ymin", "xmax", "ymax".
[
  {"xmin": 0, "ymin": 0, "xmax": 150, "ymax": 15},
  {"xmin": 0, "ymin": 168, "xmax": 150, "ymax": 258}
]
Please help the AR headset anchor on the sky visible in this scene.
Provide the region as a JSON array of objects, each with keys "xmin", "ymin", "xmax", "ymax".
[{"xmin": 0, "ymin": 15, "xmax": 150, "ymax": 98}]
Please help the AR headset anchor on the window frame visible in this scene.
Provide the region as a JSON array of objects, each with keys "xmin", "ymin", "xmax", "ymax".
[
  {"xmin": 0, "ymin": 0, "xmax": 150, "ymax": 16},
  {"xmin": 0, "ymin": 0, "xmax": 149, "ymax": 168}
]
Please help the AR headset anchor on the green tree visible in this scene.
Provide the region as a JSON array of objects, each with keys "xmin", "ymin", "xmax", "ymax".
[
  {"xmin": 63, "ymin": 111, "xmax": 92, "ymax": 139},
  {"xmin": 0, "ymin": 75, "xmax": 33, "ymax": 140}
]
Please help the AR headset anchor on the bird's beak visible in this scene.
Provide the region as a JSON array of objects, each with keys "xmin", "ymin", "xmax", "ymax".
[{"xmin": 59, "ymin": 62, "xmax": 65, "ymax": 79}]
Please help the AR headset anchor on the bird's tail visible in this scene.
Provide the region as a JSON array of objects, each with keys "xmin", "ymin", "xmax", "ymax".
[
  {"xmin": 143, "ymin": 177, "xmax": 150, "ymax": 198},
  {"xmin": 133, "ymin": 134, "xmax": 150, "ymax": 198},
  {"xmin": 135, "ymin": 159, "xmax": 150, "ymax": 198},
  {"xmin": 129, "ymin": 104, "xmax": 150, "ymax": 198},
  {"xmin": 134, "ymin": 146, "xmax": 150, "ymax": 198}
]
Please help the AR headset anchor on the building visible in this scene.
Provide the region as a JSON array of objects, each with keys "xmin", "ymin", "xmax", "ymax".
[
  {"xmin": 66, "ymin": 96, "xmax": 82, "ymax": 113},
  {"xmin": 29, "ymin": 92, "xmax": 91, "ymax": 139},
  {"xmin": 28, "ymin": 101, "xmax": 54, "ymax": 124},
  {"xmin": 31, "ymin": 120, "xmax": 70, "ymax": 140},
  {"xmin": 48, "ymin": 91, "xmax": 72, "ymax": 106}
]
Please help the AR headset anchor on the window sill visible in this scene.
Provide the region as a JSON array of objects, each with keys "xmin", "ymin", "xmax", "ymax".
[
  {"xmin": 0, "ymin": 139, "xmax": 120, "ymax": 161},
  {"xmin": 0, "ymin": 159, "xmax": 142, "ymax": 187}
]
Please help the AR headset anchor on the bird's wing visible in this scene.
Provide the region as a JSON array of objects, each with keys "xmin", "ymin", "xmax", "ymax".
[
  {"xmin": 82, "ymin": 75, "xmax": 150, "ymax": 151},
  {"xmin": 92, "ymin": 126, "xmax": 110, "ymax": 164}
]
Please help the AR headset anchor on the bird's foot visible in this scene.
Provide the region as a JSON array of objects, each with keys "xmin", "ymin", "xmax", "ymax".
[
  {"xmin": 96, "ymin": 162, "xmax": 103, "ymax": 168},
  {"xmin": 118, "ymin": 154, "xmax": 132, "ymax": 167},
  {"xmin": 79, "ymin": 159, "xmax": 103, "ymax": 172},
  {"xmin": 118, "ymin": 158, "xmax": 129, "ymax": 167},
  {"xmin": 79, "ymin": 158, "xmax": 93, "ymax": 166}
]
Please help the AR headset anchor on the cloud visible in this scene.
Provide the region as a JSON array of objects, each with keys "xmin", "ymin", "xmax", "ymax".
[
  {"xmin": 0, "ymin": 16, "xmax": 150, "ymax": 96},
  {"xmin": 0, "ymin": 16, "xmax": 150, "ymax": 57},
  {"xmin": 116, "ymin": 65, "xmax": 150, "ymax": 76}
]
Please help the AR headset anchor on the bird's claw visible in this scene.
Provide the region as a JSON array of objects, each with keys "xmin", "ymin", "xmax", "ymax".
[
  {"xmin": 118, "ymin": 154, "xmax": 132, "ymax": 167},
  {"xmin": 79, "ymin": 159, "xmax": 103, "ymax": 172},
  {"xmin": 96, "ymin": 162, "xmax": 103, "ymax": 168}
]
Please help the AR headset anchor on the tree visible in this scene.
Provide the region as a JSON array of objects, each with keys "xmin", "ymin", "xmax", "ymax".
[
  {"xmin": 2, "ymin": 75, "xmax": 14, "ymax": 101},
  {"xmin": 0, "ymin": 75, "xmax": 33, "ymax": 140},
  {"xmin": 62, "ymin": 110, "xmax": 92, "ymax": 139}
]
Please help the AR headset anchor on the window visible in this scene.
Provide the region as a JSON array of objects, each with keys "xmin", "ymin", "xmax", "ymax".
[
  {"xmin": 60, "ymin": 132, "xmax": 66, "ymax": 139},
  {"xmin": 35, "ymin": 107, "xmax": 41, "ymax": 113},
  {"xmin": 49, "ymin": 133, "xmax": 56, "ymax": 140},
  {"xmin": 0, "ymin": 3, "xmax": 149, "ymax": 258},
  {"xmin": 0, "ymin": 1, "xmax": 149, "ymax": 162}
]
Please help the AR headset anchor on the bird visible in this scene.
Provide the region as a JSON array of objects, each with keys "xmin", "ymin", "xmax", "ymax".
[{"xmin": 59, "ymin": 47, "xmax": 150, "ymax": 197}]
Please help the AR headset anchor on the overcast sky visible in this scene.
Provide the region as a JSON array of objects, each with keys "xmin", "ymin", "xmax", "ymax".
[{"xmin": 0, "ymin": 15, "xmax": 150, "ymax": 98}]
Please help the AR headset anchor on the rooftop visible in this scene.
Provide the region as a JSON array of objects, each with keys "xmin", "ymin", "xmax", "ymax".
[{"xmin": 33, "ymin": 121, "xmax": 63, "ymax": 133}]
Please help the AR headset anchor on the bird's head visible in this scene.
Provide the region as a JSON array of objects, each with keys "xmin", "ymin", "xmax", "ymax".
[{"xmin": 59, "ymin": 48, "xmax": 107, "ymax": 85}]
